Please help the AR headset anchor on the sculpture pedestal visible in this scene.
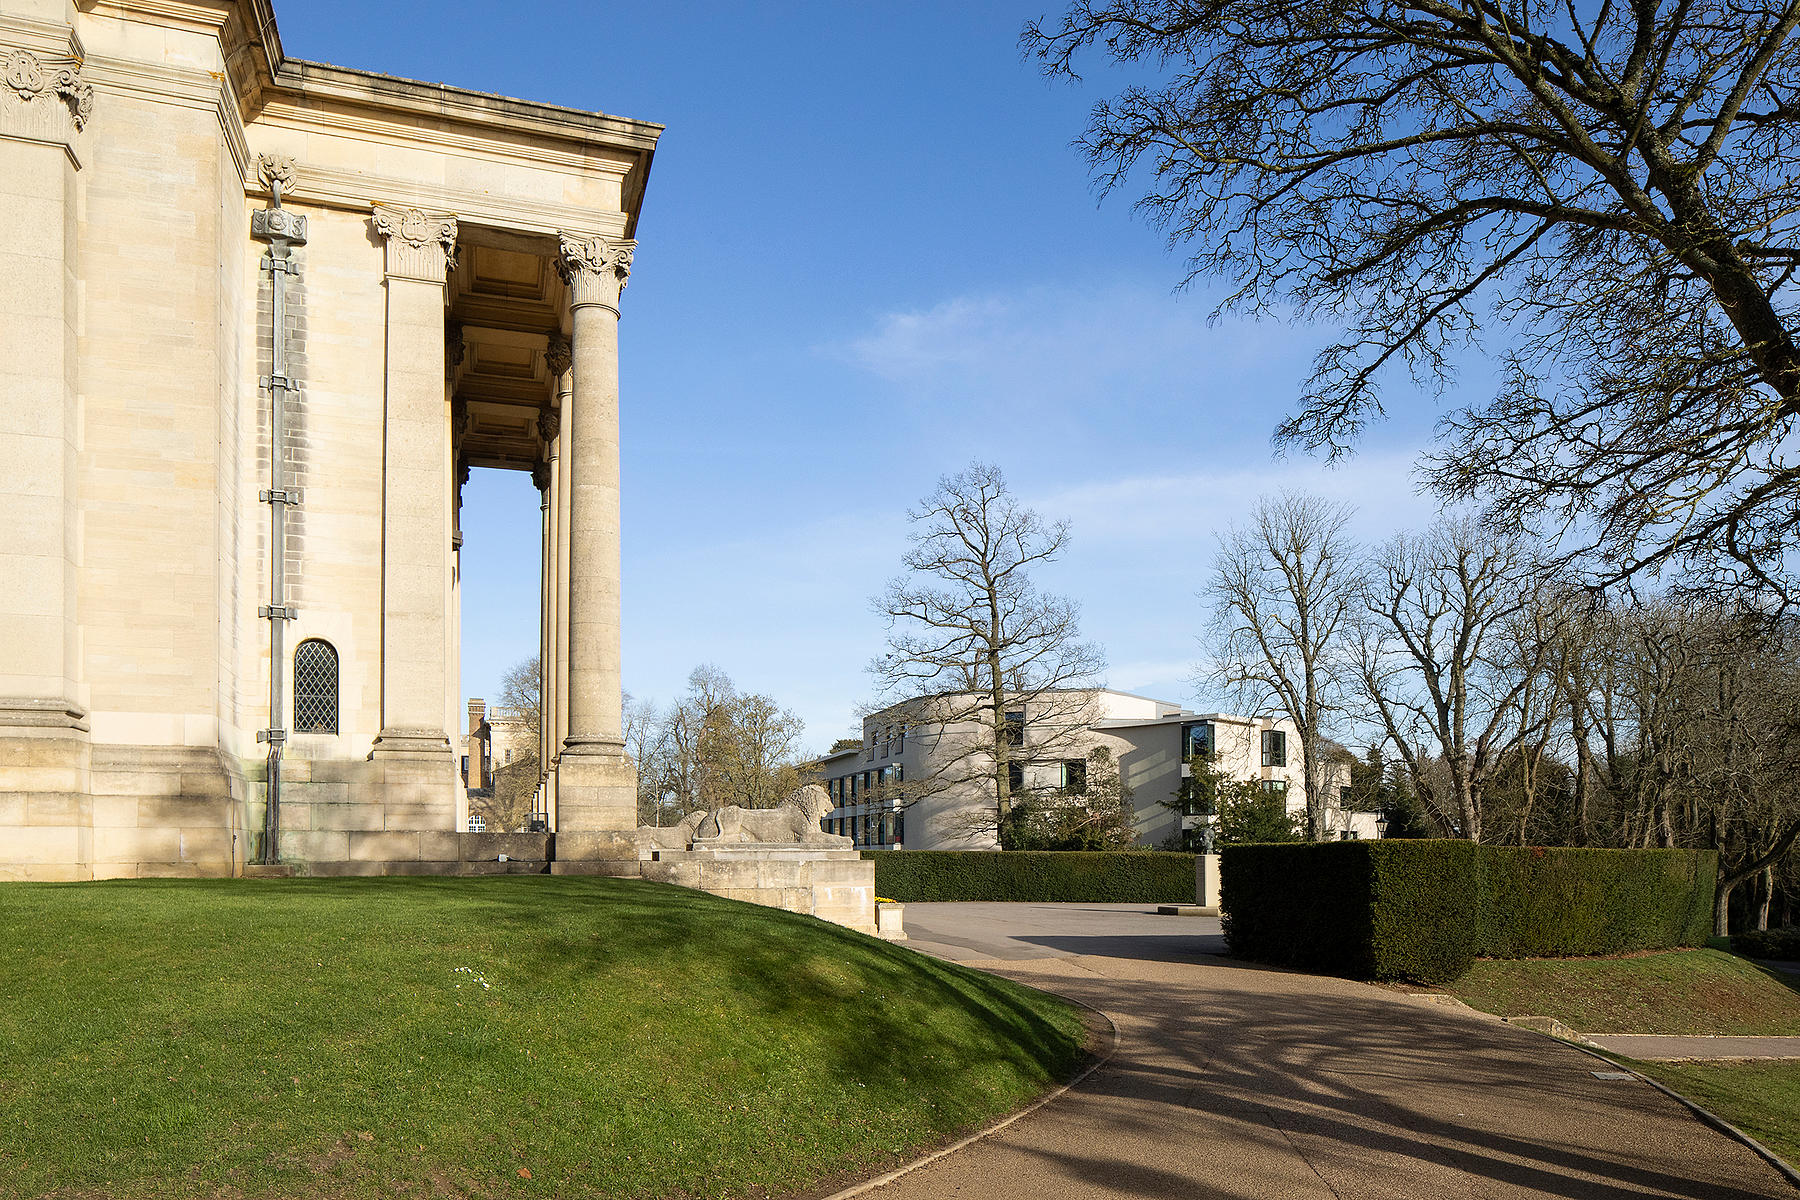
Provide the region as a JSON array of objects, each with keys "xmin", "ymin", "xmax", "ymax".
[{"xmin": 639, "ymin": 841, "xmax": 877, "ymax": 934}]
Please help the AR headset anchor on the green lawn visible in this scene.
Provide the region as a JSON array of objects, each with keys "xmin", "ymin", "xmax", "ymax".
[
  {"xmin": 1621, "ymin": 1059, "xmax": 1800, "ymax": 1169},
  {"xmin": 0, "ymin": 877, "xmax": 1086, "ymax": 1200},
  {"xmin": 1444, "ymin": 949, "xmax": 1800, "ymax": 1034}
]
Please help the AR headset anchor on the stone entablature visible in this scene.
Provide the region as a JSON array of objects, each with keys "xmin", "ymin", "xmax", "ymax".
[{"xmin": 0, "ymin": 0, "xmax": 661, "ymax": 880}]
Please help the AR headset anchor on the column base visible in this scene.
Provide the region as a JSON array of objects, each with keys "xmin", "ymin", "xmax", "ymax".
[
  {"xmin": 0, "ymin": 723, "xmax": 94, "ymax": 882},
  {"xmin": 552, "ymin": 746, "xmax": 638, "ymax": 874},
  {"xmin": 366, "ymin": 732, "xmax": 457, "ymax": 832},
  {"xmin": 370, "ymin": 729, "xmax": 453, "ymax": 760}
]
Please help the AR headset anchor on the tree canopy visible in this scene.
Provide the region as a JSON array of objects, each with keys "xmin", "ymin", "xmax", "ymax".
[{"xmin": 1026, "ymin": 0, "xmax": 1800, "ymax": 599}]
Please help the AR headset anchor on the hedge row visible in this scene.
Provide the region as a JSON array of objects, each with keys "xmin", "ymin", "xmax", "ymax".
[
  {"xmin": 1221, "ymin": 841, "xmax": 1717, "ymax": 983},
  {"xmin": 866, "ymin": 850, "xmax": 1196, "ymax": 903},
  {"xmin": 1731, "ymin": 927, "xmax": 1800, "ymax": 960}
]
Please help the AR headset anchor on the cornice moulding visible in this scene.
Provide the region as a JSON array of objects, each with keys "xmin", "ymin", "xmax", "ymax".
[
  {"xmin": 273, "ymin": 58, "xmax": 662, "ymax": 153},
  {"xmin": 254, "ymin": 101, "xmax": 638, "ymax": 182},
  {"xmin": 80, "ymin": 53, "xmax": 251, "ymax": 183},
  {"xmin": 272, "ymin": 163, "xmax": 630, "ymax": 242},
  {"xmin": 0, "ymin": 13, "xmax": 85, "ymax": 58}
]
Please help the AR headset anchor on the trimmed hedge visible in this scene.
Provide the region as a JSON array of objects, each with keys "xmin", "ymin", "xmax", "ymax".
[
  {"xmin": 1732, "ymin": 928, "xmax": 1800, "ymax": 960},
  {"xmin": 866, "ymin": 850, "xmax": 1196, "ymax": 903},
  {"xmin": 1221, "ymin": 841, "xmax": 1717, "ymax": 983}
]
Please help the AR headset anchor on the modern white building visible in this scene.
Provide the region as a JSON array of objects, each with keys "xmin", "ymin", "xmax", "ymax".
[{"xmin": 816, "ymin": 688, "xmax": 1368, "ymax": 851}]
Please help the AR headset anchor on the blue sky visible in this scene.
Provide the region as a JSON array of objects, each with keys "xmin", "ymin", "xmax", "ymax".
[{"xmin": 281, "ymin": 1, "xmax": 1461, "ymax": 749}]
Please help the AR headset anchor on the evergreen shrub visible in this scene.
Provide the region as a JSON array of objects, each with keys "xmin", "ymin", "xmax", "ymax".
[
  {"xmin": 1732, "ymin": 927, "xmax": 1800, "ymax": 960},
  {"xmin": 867, "ymin": 850, "xmax": 1196, "ymax": 903},
  {"xmin": 1221, "ymin": 841, "xmax": 1716, "ymax": 983}
]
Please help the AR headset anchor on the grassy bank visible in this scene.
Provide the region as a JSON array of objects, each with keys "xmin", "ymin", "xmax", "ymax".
[
  {"xmin": 1444, "ymin": 949, "xmax": 1800, "ymax": 1034},
  {"xmin": 0, "ymin": 877, "xmax": 1085, "ymax": 1199},
  {"xmin": 1625, "ymin": 1059, "xmax": 1800, "ymax": 1168}
]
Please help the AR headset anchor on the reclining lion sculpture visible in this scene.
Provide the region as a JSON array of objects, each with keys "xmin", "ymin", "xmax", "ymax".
[
  {"xmin": 694, "ymin": 783, "xmax": 850, "ymax": 846},
  {"xmin": 636, "ymin": 784, "xmax": 851, "ymax": 851}
]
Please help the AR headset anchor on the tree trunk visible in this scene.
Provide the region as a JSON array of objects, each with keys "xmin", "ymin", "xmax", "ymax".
[
  {"xmin": 1715, "ymin": 878, "xmax": 1736, "ymax": 937},
  {"xmin": 1757, "ymin": 866, "xmax": 1774, "ymax": 932}
]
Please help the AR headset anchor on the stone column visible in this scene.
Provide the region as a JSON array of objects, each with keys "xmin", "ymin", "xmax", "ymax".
[
  {"xmin": 543, "ymin": 332, "xmax": 572, "ymax": 831},
  {"xmin": 550, "ymin": 233, "xmax": 637, "ymax": 866},
  {"xmin": 0, "ymin": 41, "xmax": 93, "ymax": 876},
  {"xmin": 549, "ymin": 337, "xmax": 573, "ymax": 830},
  {"xmin": 369, "ymin": 206, "xmax": 459, "ymax": 828}
]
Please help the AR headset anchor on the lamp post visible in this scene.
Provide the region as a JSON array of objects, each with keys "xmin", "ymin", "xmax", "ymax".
[{"xmin": 1374, "ymin": 811, "xmax": 1389, "ymax": 839}]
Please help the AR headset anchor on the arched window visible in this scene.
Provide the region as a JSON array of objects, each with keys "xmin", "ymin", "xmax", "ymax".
[{"xmin": 293, "ymin": 639, "xmax": 339, "ymax": 734}]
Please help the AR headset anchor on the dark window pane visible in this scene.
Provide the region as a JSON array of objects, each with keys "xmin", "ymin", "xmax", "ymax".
[{"xmin": 293, "ymin": 639, "xmax": 339, "ymax": 733}]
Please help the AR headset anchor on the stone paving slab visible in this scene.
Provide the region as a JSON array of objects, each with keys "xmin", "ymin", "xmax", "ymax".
[
  {"xmin": 866, "ymin": 903, "xmax": 1796, "ymax": 1200},
  {"xmin": 1586, "ymin": 1034, "xmax": 1800, "ymax": 1060}
]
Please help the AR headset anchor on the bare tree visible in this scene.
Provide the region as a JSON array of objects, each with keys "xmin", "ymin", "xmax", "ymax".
[
  {"xmin": 1026, "ymin": 1, "xmax": 1800, "ymax": 600},
  {"xmin": 1206, "ymin": 492, "xmax": 1358, "ymax": 840},
  {"xmin": 497, "ymin": 653, "xmax": 541, "ymax": 738},
  {"xmin": 1354, "ymin": 517, "xmax": 1557, "ymax": 842},
  {"xmin": 623, "ymin": 691, "xmax": 668, "ymax": 826},
  {"xmin": 641, "ymin": 666, "xmax": 807, "ymax": 817},
  {"xmin": 872, "ymin": 462, "xmax": 1104, "ymax": 847},
  {"xmin": 473, "ymin": 653, "xmax": 542, "ymax": 833}
]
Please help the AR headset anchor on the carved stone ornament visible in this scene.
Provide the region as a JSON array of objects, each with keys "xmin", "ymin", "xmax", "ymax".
[
  {"xmin": 371, "ymin": 205, "xmax": 459, "ymax": 278},
  {"xmin": 250, "ymin": 207, "xmax": 308, "ymax": 244},
  {"xmin": 537, "ymin": 408, "xmax": 558, "ymax": 444},
  {"xmin": 257, "ymin": 154, "xmax": 297, "ymax": 193},
  {"xmin": 642, "ymin": 784, "xmax": 851, "ymax": 851},
  {"xmin": 446, "ymin": 320, "xmax": 467, "ymax": 368},
  {"xmin": 531, "ymin": 460, "xmax": 550, "ymax": 493},
  {"xmin": 555, "ymin": 233, "xmax": 635, "ymax": 310},
  {"xmin": 544, "ymin": 334, "xmax": 572, "ymax": 378},
  {"xmin": 2, "ymin": 48, "xmax": 93, "ymax": 131}
]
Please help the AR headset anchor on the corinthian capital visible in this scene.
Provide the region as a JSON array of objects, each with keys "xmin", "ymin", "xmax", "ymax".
[
  {"xmin": 372, "ymin": 205, "xmax": 458, "ymax": 280},
  {"xmin": 556, "ymin": 233, "xmax": 635, "ymax": 312},
  {"xmin": 1, "ymin": 48, "xmax": 93, "ymax": 146}
]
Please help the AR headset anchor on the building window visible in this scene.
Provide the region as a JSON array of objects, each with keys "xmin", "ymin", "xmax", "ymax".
[
  {"xmin": 1007, "ymin": 760, "xmax": 1025, "ymax": 794},
  {"xmin": 1260, "ymin": 779, "xmax": 1289, "ymax": 796},
  {"xmin": 467, "ymin": 814, "xmax": 485, "ymax": 832},
  {"xmin": 1061, "ymin": 759, "xmax": 1087, "ymax": 794},
  {"xmin": 504, "ymin": 748, "xmax": 513, "ymax": 764},
  {"xmin": 1182, "ymin": 721, "xmax": 1214, "ymax": 760},
  {"xmin": 895, "ymin": 723, "xmax": 906, "ymax": 753},
  {"xmin": 1002, "ymin": 710, "xmax": 1026, "ymax": 748},
  {"xmin": 292, "ymin": 639, "xmax": 339, "ymax": 733},
  {"xmin": 1261, "ymin": 729, "xmax": 1287, "ymax": 767}
]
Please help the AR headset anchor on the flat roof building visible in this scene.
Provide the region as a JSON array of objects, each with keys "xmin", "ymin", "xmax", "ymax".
[{"xmin": 814, "ymin": 688, "xmax": 1368, "ymax": 851}]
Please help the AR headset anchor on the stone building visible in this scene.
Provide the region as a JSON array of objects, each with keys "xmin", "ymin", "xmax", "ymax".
[
  {"xmin": 818, "ymin": 689, "xmax": 1367, "ymax": 851},
  {"xmin": 0, "ymin": 0, "xmax": 659, "ymax": 879}
]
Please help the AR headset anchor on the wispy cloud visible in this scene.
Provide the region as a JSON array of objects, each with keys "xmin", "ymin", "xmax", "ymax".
[{"xmin": 830, "ymin": 279, "xmax": 1312, "ymax": 438}]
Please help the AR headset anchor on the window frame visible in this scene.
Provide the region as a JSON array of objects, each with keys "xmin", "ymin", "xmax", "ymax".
[
  {"xmin": 292, "ymin": 638, "xmax": 340, "ymax": 735},
  {"xmin": 1261, "ymin": 728, "xmax": 1287, "ymax": 767}
]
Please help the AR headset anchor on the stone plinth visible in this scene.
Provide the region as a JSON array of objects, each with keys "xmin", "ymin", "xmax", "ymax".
[
  {"xmin": 639, "ymin": 842, "xmax": 876, "ymax": 934},
  {"xmin": 1197, "ymin": 852, "xmax": 1221, "ymax": 908}
]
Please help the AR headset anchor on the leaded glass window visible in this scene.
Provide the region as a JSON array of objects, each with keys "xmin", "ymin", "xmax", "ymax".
[{"xmin": 293, "ymin": 639, "xmax": 339, "ymax": 734}]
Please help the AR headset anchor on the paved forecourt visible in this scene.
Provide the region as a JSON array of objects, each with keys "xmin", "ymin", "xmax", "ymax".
[{"xmin": 867, "ymin": 903, "xmax": 1794, "ymax": 1200}]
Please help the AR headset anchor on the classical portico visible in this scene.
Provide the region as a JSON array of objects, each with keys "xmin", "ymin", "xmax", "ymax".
[{"xmin": 0, "ymin": 0, "xmax": 660, "ymax": 879}]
